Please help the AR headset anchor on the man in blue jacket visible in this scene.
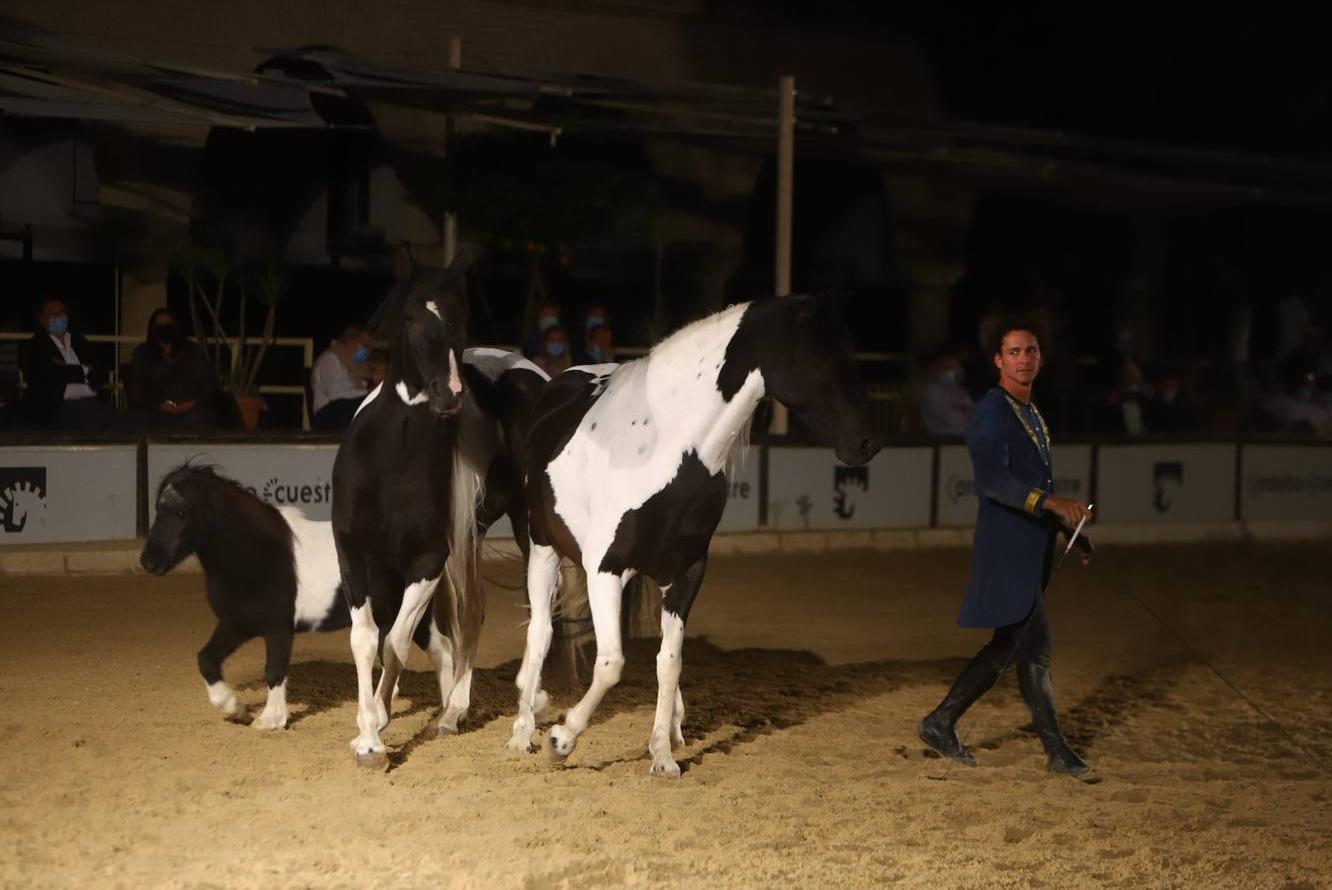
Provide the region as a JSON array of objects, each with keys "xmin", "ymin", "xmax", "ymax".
[{"xmin": 918, "ymin": 322, "xmax": 1094, "ymax": 775}]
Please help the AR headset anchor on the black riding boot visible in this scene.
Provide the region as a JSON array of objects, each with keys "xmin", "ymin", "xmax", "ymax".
[
  {"xmin": 1016, "ymin": 657, "xmax": 1089, "ymax": 775},
  {"xmin": 918, "ymin": 649, "xmax": 1005, "ymax": 765}
]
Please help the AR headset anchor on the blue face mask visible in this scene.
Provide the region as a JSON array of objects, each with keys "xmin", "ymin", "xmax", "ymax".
[
  {"xmin": 545, "ymin": 340, "xmax": 567, "ymax": 358},
  {"xmin": 586, "ymin": 315, "xmax": 605, "ymax": 332},
  {"xmin": 353, "ymin": 345, "xmax": 370, "ymax": 364},
  {"xmin": 587, "ymin": 346, "xmax": 605, "ymax": 363},
  {"xmin": 47, "ymin": 315, "xmax": 68, "ymax": 336},
  {"xmin": 539, "ymin": 315, "xmax": 559, "ymax": 331},
  {"xmin": 938, "ymin": 369, "xmax": 959, "ymax": 385}
]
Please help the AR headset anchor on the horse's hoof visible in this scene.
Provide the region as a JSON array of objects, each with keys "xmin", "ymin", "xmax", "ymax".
[
  {"xmin": 354, "ymin": 749, "xmax": 389, "ymax": 770},
  {"xmin": 252, "ymin": 714, "xmax": 287, "ymax": 732},
  {"xmin": 650, "ymin": 759, "xmax": 682, "ymax": 779},
  {"xmin": 544, "ymin": 726, "xmax": 576, "ymax": 763},
  {"xmin": 437, "ymin": 723, "xmax": 459, "ymax": 737},
  {"xmin": 504, "ymin": 736, "xmax": 534, "ymax": 754}
]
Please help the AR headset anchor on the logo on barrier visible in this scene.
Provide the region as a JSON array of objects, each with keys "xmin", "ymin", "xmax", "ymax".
[
  {"xmin": 0, "ymin": 467, "xmax": 48, "ymax": 533},
  {"xmin": 947, "ymin": 474, "xmax": 976, "ymax": 503},
  {"xmin": 1153, "ymin": 461, "xmax": 1183, "ymax": 513},
  {"xmin": 833, "ymin": 466, "xmax": 869, "ymax": 519},
  {"xmin": 246, "ymin": 476, "xmax": 333, "ymax": 506}
]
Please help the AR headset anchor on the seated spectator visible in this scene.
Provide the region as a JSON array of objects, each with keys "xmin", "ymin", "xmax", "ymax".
[
  {"xmin": 1145, "ymin": 372, "xmax": 1196, "ymax": 434},
  {"xmin": 523, "ymin": 303, "xmax": 564, "ymax": 360},
  {"xmin": 127, "ymin": 308, "xmax": 218, "ymax": 430},
  {"xmin": 533, "ymin": 324, "xmax": 572, "ymax": 378},
  {"xmin": 18, "ymin": 297, "xmax": 107, "ymax": 430},
  {"xmin": 1102, "ymin": 362, "xmax": 1151, "ymax": 436},
  {"xmin": 919, "ymin": 352, "xmax": 974, "ymax": 437},
  {"xmin": 311, "ymin": 326, "xmax": 373, "ymax": 431},
  {"xmin": 1260, "ymin": 364, "xmax": 1332, "ymax": 437},
  {"xmin": 576, "ymin": 304, "xmax": 614, "ymax": 364},
  {"xmin": 583, "ymin": 320, "xmax": 615, "ymax": 365}
]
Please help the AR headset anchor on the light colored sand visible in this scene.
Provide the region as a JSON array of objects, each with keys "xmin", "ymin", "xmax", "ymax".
[{"xmin": 1, "ymin": 543, "xmax": 1329, "ymax": 889}]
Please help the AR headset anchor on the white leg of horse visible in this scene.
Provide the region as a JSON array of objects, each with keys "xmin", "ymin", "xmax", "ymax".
[
  {"xmin": 545, "ymin": 570, "xmax": 625, "ymax": 763},
  {"xmin": 507, "ymin": 543, "xmax": 560, "ymax": 753},
  {"xmin": 441, "ymin": 667, "xmax": 473, "ymax": 734},
  {"xmin": 205, "ymin": 680, "xmax": 243, "ymax": 718},
  {"xmin": 375, "ymin": 575, "xmax": 441, "ymax": 728},
  {"xmin": 426, "ymin": 623, "xmax": 461, "ymax": 735},
  {"xmin": 672, "ymin": 687, "xmax": 686, "ymax": 749},
  {"xmin": 648, "ymin": 609, "xmax": 687, "ymax": 777},
  {"xmin": 349, "ymin": 602, "xmax": 387, "ymax": 762},
  {"xmin": 253, "ymin": 679, "xmax": 288, "ymax": 731}
]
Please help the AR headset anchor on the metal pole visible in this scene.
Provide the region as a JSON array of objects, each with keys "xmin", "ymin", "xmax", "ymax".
[
  {"xmin": 771, "ymin": 75, "xmax": 795, "ymax": 435},
  {"xmin": 443, "ymin": 36, "xmax": 462, "ymax": 265}
]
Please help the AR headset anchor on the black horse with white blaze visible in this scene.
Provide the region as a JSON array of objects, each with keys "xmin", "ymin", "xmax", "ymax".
[
  {"xmin": 505, "ymin": 293, "xmax": 881, "ymax": 776},
  {"xmin": 332, "ymin": 258, "xmax": 537, "ymax": 766},
  {"xmin": 139, "ymin": 341, "xmax": 544, "ymax": 732}
]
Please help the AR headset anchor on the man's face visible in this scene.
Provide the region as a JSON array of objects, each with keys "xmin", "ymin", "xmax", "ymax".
[
  {"xmin": 994, "ymin": 329, "xmax": 1041, "ymax": 388},
  {"xmin": 41, "ymin": 300, "xmax": 66, "ymax": 324}
]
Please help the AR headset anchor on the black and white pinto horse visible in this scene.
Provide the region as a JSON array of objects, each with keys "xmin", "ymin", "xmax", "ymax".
[
  {"xmin": 138, "ymin": 343, "xmax": 545, "ymax": 733},
  {"xmin": 140, "ymin": 464, "xmax": 351, "ymax": 731},
  {"xmin": 505, "ymin": 294, "xmax": 881, "ymax": 776},
  {"xmin": 333, "ymin": 259, "xmax": 547, "ymax": 766}
]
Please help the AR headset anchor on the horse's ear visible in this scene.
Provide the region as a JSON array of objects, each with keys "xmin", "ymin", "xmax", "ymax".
[{"xmin": 440, "ymin": 243, "xmax": 481, "ymax": 292}]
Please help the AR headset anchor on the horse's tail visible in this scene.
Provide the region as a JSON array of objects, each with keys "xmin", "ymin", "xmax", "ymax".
[{"xmin": 441, "ymin": 447, "xmax": 486, "ymax": 681}]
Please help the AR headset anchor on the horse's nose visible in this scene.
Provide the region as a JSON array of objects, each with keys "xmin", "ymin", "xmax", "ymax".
[{"xmin": 428, "ymin": 378, "xmax": 462, "ymax": 414}]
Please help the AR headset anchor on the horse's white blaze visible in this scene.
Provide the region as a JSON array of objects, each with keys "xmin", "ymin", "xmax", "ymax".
[
  {"xmin": 253, "ymin": 679, "xmax": 288, "ymax": 730},
  {"xmin": 448, "ymin": 349, "xmax": 463, "ymax": 395},
  {"xmin": 545, "ymin": 303, "xmax": 762, "ymax": 572},
  {"xmin": 205, "ymin": 679, "xmax": 240, "ymax": 716},
  {"xmin": 354, "ymin": 381, "xmax": 382, "ymax": 417},
  {"xmin": 395, "ymin": 380, "xmax": 429, "ymax": 406},
  {"xmin": 425, "ymin": 299, "xmax": 442, "ymax": 320},
  {"xmin": 279, "ymin": 507, "xmax": 342, "ymax": 630}
]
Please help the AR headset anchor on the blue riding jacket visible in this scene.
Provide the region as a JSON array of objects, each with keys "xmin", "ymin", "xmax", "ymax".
[{"xmin": 957, "ymin": 387, "xmax": 1057, "ymax": 629}]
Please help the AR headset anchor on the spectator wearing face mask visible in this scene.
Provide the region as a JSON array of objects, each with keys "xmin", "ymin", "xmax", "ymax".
[
  {"xmin": 919, "ymin": 352, "xmax": 974, "ymax": 437},
  {"xmin": 18, "ymin": 297, "xmax": 107, "ymax": 429},
  {"xmin": 1260, "ymin": 363, "xmax": 1332, "ymax": 437},
  {"xmin": 311, "ymin": 326, "xmax": 373, "ymax": 431},
  {"xmin": 576, "ymin": 305, "xmax": 615, "ymax": 365},
  {"xmin": 534, "ymin": 324, "xmax": 572, "ymax": 378},
  {"xmin": 127, "ymin": 307, "xmax": 218, "ymax": 430},
  {"xmin": 523, "ymin": 303, "xmax": 563, "ymax": 360}
]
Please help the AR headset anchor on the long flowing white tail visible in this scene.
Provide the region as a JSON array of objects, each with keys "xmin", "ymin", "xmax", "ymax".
[{"xmin": 441, "ymin": 448, "xmax": 486, "ymax": 681}]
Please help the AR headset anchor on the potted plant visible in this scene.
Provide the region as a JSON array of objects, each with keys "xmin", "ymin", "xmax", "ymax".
[{"xmin": 172, "ymin": 248, "xmax": 284, "ymax": 431}]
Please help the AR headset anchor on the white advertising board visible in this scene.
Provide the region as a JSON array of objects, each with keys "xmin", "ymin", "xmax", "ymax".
[
  {"xmin": 0, "ymin": 445, "xmax": 137, "ymax": 544},
  {"xmin": 147, "ymin": 443, "xmax": 339, "ymax": 522},
  {"xmin": 1095, "ymin": 444, "xmax": 1236, "ymax": 523},
  {"xmin": 1240, "ymin": 444, "xmax": 1332, "ymax": 521},
  {"xmin": 936, "ymin": 444, "xmax": 1093, "ymax": 527},
  {"xmin": 767, "ymin": 446, "xmax": 932, "ymax": 530}
]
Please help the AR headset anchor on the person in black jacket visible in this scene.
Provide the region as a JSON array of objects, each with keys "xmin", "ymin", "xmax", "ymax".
[
  {"xmin": 18, "ymin": 298, "xmax": 106, "ymax": 430},
  {"xmin": 127, "ymin": 308, "xmax": 218, "ymax": 430}
]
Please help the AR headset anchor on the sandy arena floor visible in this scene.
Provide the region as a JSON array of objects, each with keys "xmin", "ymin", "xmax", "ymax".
[{"xmin": 1, "ymin": 541, "xmax": 1329, "ymax": 889}]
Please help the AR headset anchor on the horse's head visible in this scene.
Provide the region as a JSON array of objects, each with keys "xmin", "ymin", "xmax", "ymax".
[
  {"xmin": 373, "ymin": 255, "xmax": 472, "ymax": 417},
  {"xmin": 140, "ymin": 465, "xmax": 212, "ymax": 574},
  {"xmin": 756, "ymin": 294, "xmax": 881, "ymax": 466}
]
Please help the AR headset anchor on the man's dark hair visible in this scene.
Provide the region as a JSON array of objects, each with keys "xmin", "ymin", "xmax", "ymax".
[{"xmin": 990, "ymin": 319, "xmax": 1044, "ymax": 357}]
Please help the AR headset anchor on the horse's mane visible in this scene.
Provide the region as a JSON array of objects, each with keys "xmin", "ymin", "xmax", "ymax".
[{"xmin": 159, "ymin": 461, "xmax": 292, "ymax": 546}]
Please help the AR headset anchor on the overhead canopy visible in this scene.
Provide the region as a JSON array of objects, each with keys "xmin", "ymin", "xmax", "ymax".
[{"xmin": 4, "ymin": 15, "xmax": 1332, "ymax": 207}]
